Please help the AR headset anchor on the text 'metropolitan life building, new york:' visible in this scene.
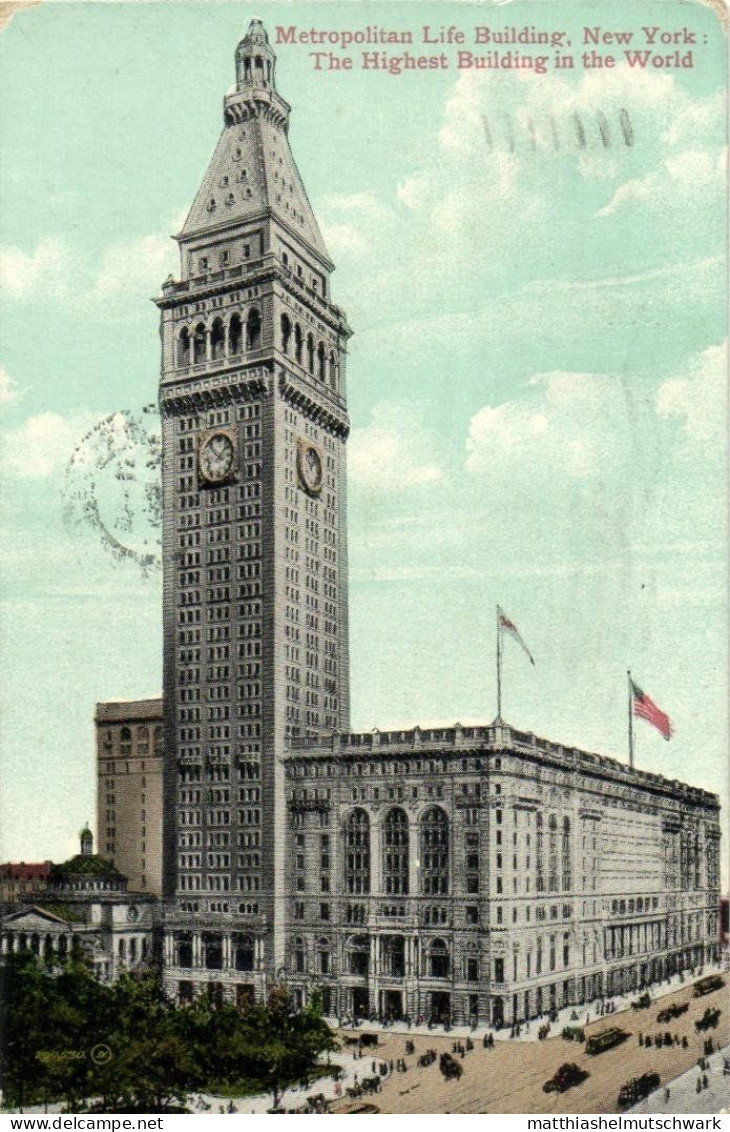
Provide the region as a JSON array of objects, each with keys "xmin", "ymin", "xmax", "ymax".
[{"xmin": 149, "ymin": 20, "xmax": 719, "ymax": 1027}]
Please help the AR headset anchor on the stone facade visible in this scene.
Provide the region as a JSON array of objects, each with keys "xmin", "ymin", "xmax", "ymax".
[
  {"xmin": 278, "ymin": 722, "xmax": 720, "ymax": 1026},
  {"xmin": 96, "ymin": 699, "xmax": 164, "ymax": 895}
]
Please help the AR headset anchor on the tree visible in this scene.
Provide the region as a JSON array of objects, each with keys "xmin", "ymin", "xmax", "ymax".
[{"xmin": 225, "ymin": 987, "xmax": 337, "ymax": 1111}]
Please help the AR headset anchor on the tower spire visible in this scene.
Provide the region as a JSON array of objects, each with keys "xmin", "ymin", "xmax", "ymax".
[{"xmin": 235, "ymin": 18, "xmax": 278, "ymax": 95}]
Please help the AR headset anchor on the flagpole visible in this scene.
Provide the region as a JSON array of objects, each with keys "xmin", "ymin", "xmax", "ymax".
[
  {"xmin": 496, "ymin": 607, "xmax": 503, "ymax": 721},
  {"xmin": 627, "ymin": 669, "xmax": 635, "ymax": 770}
]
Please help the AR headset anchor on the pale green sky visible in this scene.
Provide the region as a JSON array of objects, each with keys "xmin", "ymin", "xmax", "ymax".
[{"xmin": 0, "ymin": 0, "xmax": 727, "ymax": 880}]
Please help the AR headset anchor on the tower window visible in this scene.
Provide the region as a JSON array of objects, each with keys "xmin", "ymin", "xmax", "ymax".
[
  {"xmin": 281, "ymin": 314, "xmax": 292, "ymax": 355},
  {"xmin": 229, "ymin": 314, "xmax": 242, "ymax": 356},
  {"xmin": 193, "ymin": 323, "xmax": 206, "ymax": 364},
  {"xmin": 246, "ymin": 309, "xmax": 261, "ymax": 352}
]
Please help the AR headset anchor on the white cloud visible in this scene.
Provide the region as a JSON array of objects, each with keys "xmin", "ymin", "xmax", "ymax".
[
  {"xmin": 0, "ymin": 237, "xmax": 70, "ymax": 299},
  {"xmin": 318, "ymin": 191, "xmax": 397, "ymax": 261},
  {"xmin": 656, "ymin": 341, "xmax": 727, "ymax": 457},
  {"xmin": 0, "ymin": 365, "xmax": 19, "ymax": 408},
  {"xmin": 349, "ymin": 403, "xmax": 443, "ymax": 490},
  {"xmin": 93, "ymin": 233, "xmax": 177, "ymax": 298},
  {"xmin": 2, "ymin": 411, "xmax": 96, "ymax": 479},
  {"xmin": 466, "ymin": 371, "xmax": 636, "ymax": 481}
]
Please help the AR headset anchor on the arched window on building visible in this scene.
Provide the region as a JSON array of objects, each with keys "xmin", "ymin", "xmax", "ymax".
[
  {"xmin": 293, "ymin": 936, "xmax": 305, "ymax": 974},
  {"xmin": 193, "ymin": 323, "xmax": 206, "ymax": 364},
  {"xmin": 234, "ymin": 933, "xmax": 254, "ymax": 972},
  {"xmin": 203, "ymin": 933, "xmax": 223, "ymax": 970},
  {"xmin": 421, "ymin": 807, "xmax": 449, "ymax": 895},
  {"xmin": 177, "ymin": 327, "xmax": 190, "ymax": 367},
  {"xmin": 345, "ymin": 808, "xmax": 370, "ymax": 895},
  {"xmin": 562, "ymin": 817, "xmax": 571, "ymax": 891},
  {"xmin": 246, "ymin": 309, "xmax": 261, "ymax": 351},
  {"xmin": 211, "ymin": 317, "xmax": 225, "ymax": 361},
  {"xmin": 317, "ymin": 342, "xmax": 326, "ymax": 382},
  {"xmin": 120, "ymin": 726, "xmax": 132, "ymax": 755},
  {"xmin": 281, "ymin": 313, "xmax": 292, "ymax": 355},
  {"xmin": 383, "ymin": 807, "xmax": 409, "ymax": 895},
  {"xmin": 294, "ymin": 323, "xmax": 303, "ymax": 364},
  {"xmin": 346, "ymin": 934, "xmax": 369, "ymax": 977},
  {"xmin": 317, "ymin": 937, "xmax": 331, "ymax": 975},
  {"xmin": 137, "ymin": 726, "xmax": 149, "ymax": 753},
  {"xmin": 306, "ymin": 333, "xmax": 315, "ymax": 374},
  {"xmin": 548, "ymin": 813, "xmax": 558, "ymax": 892},
  {"xmin": 329, "ymin": 351, "xmax": 338, "ymax": 390},
  {"xmin": 536, "ymin": 812, "xmax": 544, "ymax": 892},
  {"xmin": 229, "ymin": 314, "xmax": 242, "ymax": 356},
  {"xmin": 427, "ymin": 938, "xmax": 450, "ymax": 978}
]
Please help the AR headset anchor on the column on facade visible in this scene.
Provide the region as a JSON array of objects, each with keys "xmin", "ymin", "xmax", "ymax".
[
  {"xmin": 222, "ymin": 933, "xmax": 232, "ymax": 970},
  {"xmin": 193, "ymin": 931, "xmax": 203, "ymax": 969},
  {"xmin": 255, "ymin": 935, "xmax": 265, "ymax": 971}
]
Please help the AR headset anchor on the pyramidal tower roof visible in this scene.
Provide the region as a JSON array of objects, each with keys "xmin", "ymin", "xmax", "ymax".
[{"xmin": 180, "ymin": 19, "xmax": 331, "ymax": 266}]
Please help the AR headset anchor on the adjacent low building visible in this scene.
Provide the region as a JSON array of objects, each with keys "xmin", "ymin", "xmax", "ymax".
[
  {"xmin": 96, "ymin": 698, "xmax": 164, "ymax": 895},
  {"xmin": 0, "ymin": 861, "xmax": 52, "ymax": 905}
]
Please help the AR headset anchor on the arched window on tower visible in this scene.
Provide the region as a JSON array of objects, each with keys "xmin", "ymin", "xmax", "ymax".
[
  {"xmin": 281, "ymin": 314, "xmax": 292, "ymax": 355},
  {"xmin": 345, "ymin": 808, "xmax": 370, "ymax": 895},
  {"xmin": 294, "ymin": 324, "xmax": 303, "ymax": 364},
  {"xmin": 421, "ymin": 807, "xmax": 449, "ymax": 895},
  {"xmin": 329, "ymin": 351, "xmax": 339, "ymax": 391},
  {"xmin": 177, "ymin": 328, "xmax": 190, "ymax": 368},
  {"xmin": 317, "ymin": 342, "xmax": 326, "ymax": 382},
  {"xmin": 229, "ymin": 314, "xmax": 242, "ymax": 356},
  {"xmin": 210, "ymin": 318, "xmax": 225, "ymax": 361},
  {"xmin": 246, "ymin": 309, "xmax": 262, "ymax": 352},
  {"xmin": 383, "ymin": 807, "xmax": 409, "ymax": 895},
  {"xmin": 193, "ymin": 323, "xmax": 206, "ymax": 364},
  {"xmin": 306, "ymin": 333, "xmax": 315, "ymax": 374}
]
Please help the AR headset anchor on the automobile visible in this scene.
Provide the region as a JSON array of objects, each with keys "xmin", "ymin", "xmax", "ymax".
[
  {"xmin": 618, "ymin": 1072, "xmax": 660, "ymax": 1108},
  {"xmin": 631, "ymin": 993, "xmax": 652, "ymax": 1010},
  {"xmin": 657, "ymin": 1002, "xmax": 688, "ymax": 1023},
  {"xmin": 543, "ymin": 1063, "xmax": 590, "ymax": 1093},
  {"xmin": 693, "ymin": 975, "xmax": 725, "ymax": 997},
  {"xmin": 585, "ymin": 1027, "xmax": 631, "ymax": 1055}
]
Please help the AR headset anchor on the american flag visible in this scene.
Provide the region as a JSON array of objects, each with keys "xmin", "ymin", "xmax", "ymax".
[
  {"xmin": 498, "ymin": 606, "xmax": 535, "ymax": 665},
  {"xmin": 630, "ymin": 680, "xmax": 672, "ymax": 741}
]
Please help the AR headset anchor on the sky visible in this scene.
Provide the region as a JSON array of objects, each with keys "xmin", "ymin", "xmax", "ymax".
[{"xmin": 0, "ymin": 0, "xmax": 727, "ymax": 880}]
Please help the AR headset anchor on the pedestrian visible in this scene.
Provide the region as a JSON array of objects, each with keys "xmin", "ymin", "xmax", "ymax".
[
  {"xmin": 702, "ymin": 1074, "xmax": 708, "ymax": 1090},
  {"xmin": 664, "ymin": 1087, "xmax": 670, "ymax": 1103}
]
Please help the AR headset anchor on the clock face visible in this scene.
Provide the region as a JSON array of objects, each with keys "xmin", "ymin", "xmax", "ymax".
[
  {"xmin": 126, "ymin": 905, "xmax": 139, "ymax": 923},
  {"xmin": 199, "ymin": 431, "xmax": 235, "ymax": 484},
  {"xmin": 297, "ymin": 440, "xmax": 323, "ymax": 496}
]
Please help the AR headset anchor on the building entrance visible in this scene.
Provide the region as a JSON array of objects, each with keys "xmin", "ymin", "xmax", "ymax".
[
  {"xmin": 352, "ymin": 986, "xmax": 369, "ymax": 1018},
  {"xmin": 381, "ymin": 989, "xmax": 403, "ymax": 1019},
  {"xmin": 431, "ymin": 991, "xmax": 451, "ymax": 1023}
]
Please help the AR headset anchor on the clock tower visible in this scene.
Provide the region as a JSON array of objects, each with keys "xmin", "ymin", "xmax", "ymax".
[{"xmin": 157, "ymin": 20, "xmax": 351, "ymax": 999}]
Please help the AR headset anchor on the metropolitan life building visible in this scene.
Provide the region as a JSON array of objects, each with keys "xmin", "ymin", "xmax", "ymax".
[{"xmin": 156, "ymin": 21, "xmax": 720, "ymax": 1028}]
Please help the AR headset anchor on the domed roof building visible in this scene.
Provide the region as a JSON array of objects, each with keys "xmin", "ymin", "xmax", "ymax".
[{"xmin": 0, "ymin": 827, "xmax": 157, "ymax": 982}]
